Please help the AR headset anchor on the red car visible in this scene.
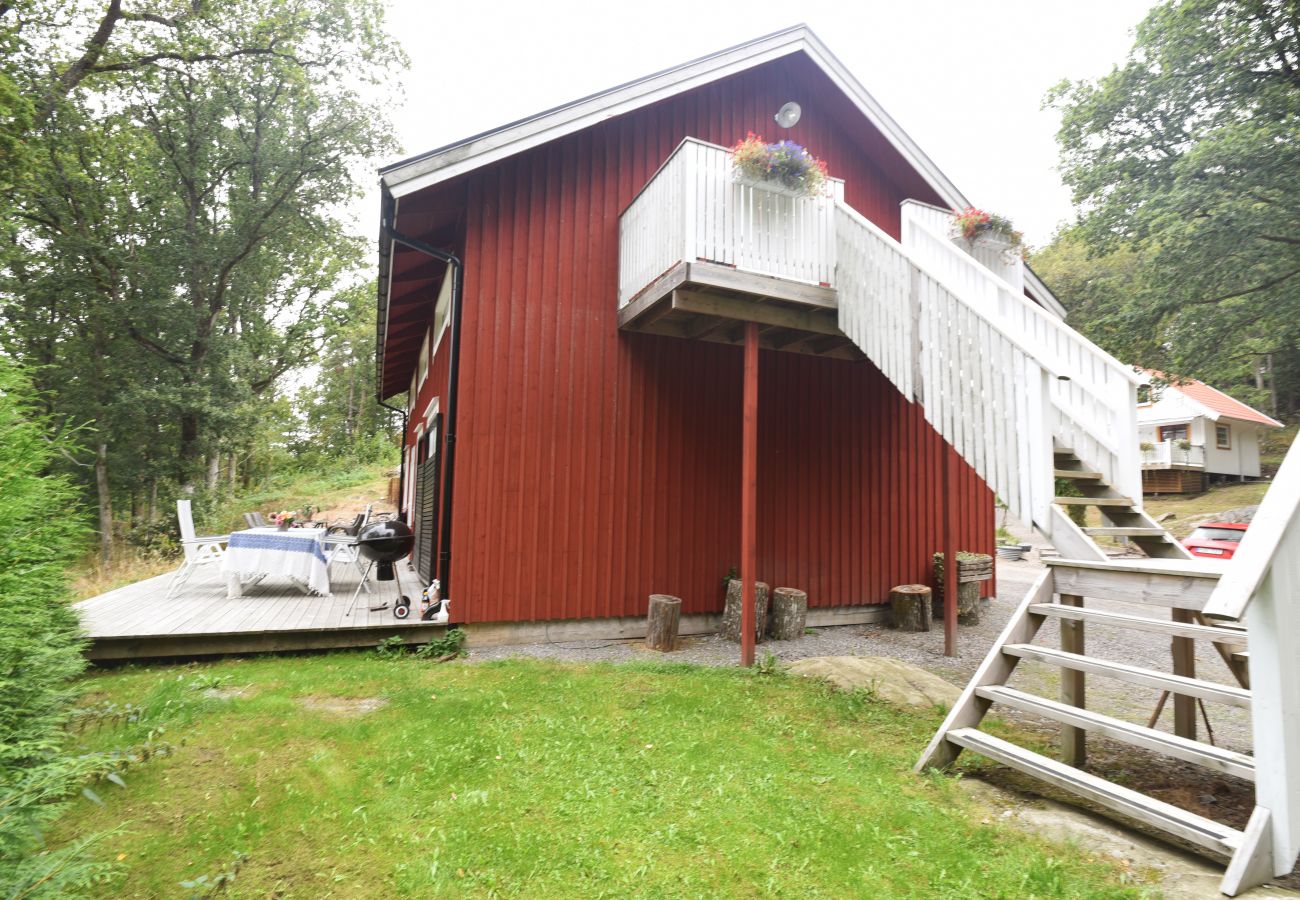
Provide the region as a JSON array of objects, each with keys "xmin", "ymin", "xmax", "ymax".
[{"xmin": 1182, "ymin": 522, "xmax": 1249, "ymax": 560}]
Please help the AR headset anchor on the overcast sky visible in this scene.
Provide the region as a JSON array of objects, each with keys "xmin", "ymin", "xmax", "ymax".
[{"xmin": 360, "ymin": 0, "xmax": 1157, "ymax": 249}]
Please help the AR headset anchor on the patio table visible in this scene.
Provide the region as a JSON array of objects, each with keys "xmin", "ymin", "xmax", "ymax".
[{"xmin": 221, "ymin": 526, "xmax": 331, "ymax": 599}]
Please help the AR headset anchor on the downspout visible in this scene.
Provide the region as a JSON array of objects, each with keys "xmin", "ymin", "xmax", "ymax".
[
  {"xmin": 381, "ymin": 201, "xmax": 464, "ymax": 604},
  {"xmin": 378, "ymin": 398, "xmax": 408, "ymax": 521}
]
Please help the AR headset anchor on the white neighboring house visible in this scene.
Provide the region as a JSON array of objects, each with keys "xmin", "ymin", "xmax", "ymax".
[{"xmin": 1137, "ymin": 369, "xmax": 1283, "ymax": 493}]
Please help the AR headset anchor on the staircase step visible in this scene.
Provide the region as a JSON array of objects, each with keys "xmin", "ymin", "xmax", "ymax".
[
  {"xmin": 975, "ymin": 686, "xmax": 1254, "ymax": 780},
  {"xmin": 945, "ymin": 728, "xmax": 1243, "ymax": 855},
  {"xmin": 1046, "ymin": 557, "xmax": 1225, "ymax": 611},
  {"xmin": 1054, "ymin": 496, "xmax": 1135, "ymax": 508},
  {"xmin": 1001, "ymin": 644, "xmax": 1252, "ymax": 708},
  {"xmin": 1028, "ymin": 603, "xmax": 1248, "ymax": 646},
  {"xmin": 1054, "ymin": 469, "xmax": 1104, "ymax": 480},
  {"xmin": 1053, "ymin": 447, "xmax": 1076, "ymax": 456},
  {"xmin": 1083, "ymin": 526, "xmax": 1168, "ymax": 538}
]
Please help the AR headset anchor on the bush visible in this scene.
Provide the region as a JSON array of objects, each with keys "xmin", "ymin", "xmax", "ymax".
[{"xmin": 0, "ymin": 359, "xmax": 111, "ymax": 895}]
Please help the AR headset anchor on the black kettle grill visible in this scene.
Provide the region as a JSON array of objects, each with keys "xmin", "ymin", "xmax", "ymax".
[{"xmin": 347, "ymin": 520, "xmax": 415, "ymax": 616}]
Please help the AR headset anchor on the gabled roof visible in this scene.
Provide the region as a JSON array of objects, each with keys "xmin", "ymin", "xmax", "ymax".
[
  {"xmin": 1142, "ymin": 369, "xmax": 1283, "ymax": 428},
  {"xmin": 377, "ymin": 25, "xmax": 1066, "ymax": 317}
]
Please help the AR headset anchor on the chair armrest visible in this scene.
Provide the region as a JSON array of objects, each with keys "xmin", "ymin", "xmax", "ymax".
[{"xmin": 183, "ymin": 535, "xmax": 229, "ymax": 545}]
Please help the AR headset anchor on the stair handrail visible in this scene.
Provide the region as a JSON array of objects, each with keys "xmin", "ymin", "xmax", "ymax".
[
  {"xmin": 900, "ymin": 206, "xmax": 1143, "ymax": 388},
  {"xmin": 835, "ymin": 202, "xmax": 1068, "ymax": 380},
  {"xmin": 1204, "ymin": 438, "xmax": 1300, "ymax": 621}
]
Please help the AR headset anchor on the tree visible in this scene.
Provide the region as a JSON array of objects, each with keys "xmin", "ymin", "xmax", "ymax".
[
  {"xmin": 0, "ymin": 0, "xmax": 402, "ymax": 561},
  {"xmin": 1049, "ymin": 0, "xmax": 1300, "ymax": 416},
  {"xmin": 295, "ymin": 282, "xmax": 398, "ymax": 463},
  {"xmin": 0, "ymin": 357, "xmax": 110, "ymax": 897}
]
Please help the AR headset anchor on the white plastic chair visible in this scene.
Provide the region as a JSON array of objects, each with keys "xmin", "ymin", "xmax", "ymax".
[{"xmin": 165, "ymin": 499, "xmax": 229, "ymax": 598}]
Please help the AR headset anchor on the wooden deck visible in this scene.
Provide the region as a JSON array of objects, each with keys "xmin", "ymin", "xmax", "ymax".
[{"xmin": 76, "ymin": 560, "xmax": 444, "ymax": 661}]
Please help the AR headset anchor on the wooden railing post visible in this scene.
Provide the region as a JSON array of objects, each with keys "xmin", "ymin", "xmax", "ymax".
[{"xmin": 1059, "ymin": 593, "xmax": 1086, "ymax": 765}]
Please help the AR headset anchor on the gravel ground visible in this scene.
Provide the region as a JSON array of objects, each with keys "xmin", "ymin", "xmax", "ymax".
[{"xmin": 472, "ymin": 520, "xmax": 1250, "ymax": 754}]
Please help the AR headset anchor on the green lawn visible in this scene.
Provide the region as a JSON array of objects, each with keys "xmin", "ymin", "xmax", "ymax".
[{"xmin": 51, "ymin": 655, "xmax": 1145, "ymax": 898}]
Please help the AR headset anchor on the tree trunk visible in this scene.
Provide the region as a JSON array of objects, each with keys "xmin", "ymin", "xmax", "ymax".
[
  {"xmin": 147, "ymin": 477, "xmax": 159, "ymax": 524},
  {"xmin": 228, "ymin": 452, "xmax": 238, "ymax": 490},
  {"xmin": 890, "ymin": 584, "xmax": 932, "ymax": 632},
  {"xmin": 178, "ymin": 411, "xmax": 200, "ymax": 494},
  {"xmin": 645, "ymin": 594, "xmax": 682, "ymax": 652},
  {"xmin": 94, "ymin": 442, "xmax": 114, "ymax": 567},
  {"xmin": 205, "ymin": 453, "xmax": 220, "ymax": 492},
  {"xmin": 768, "ymin": 587, "xmax": 808, "ymax": 640},
  {"xmin": 722, "ymin": 578, "xmax": 769, "ymax": 644}
]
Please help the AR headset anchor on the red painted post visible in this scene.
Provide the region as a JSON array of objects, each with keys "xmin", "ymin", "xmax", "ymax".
[
  {"xmin": 943, "ymin": 443, "xmax": 957, "ymax": 657},
  {"xmin": 740, "ymin": 322, "xmax": 759, "ymax": 667}
]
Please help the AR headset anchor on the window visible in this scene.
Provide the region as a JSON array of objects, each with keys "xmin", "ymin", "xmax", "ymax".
[
  {"xmin": 1158, "ymin": 424, "xmax": 1189, "ymax": 442},
  {"xmin": 1216, "ymin": 424, "xmax": 1231, "ymax": 449}
]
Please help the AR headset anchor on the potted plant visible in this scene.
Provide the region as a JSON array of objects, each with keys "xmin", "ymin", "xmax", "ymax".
[
  {"xmin": 272, "ymin": 511, "xmax": 296, "ymax": 531},
  {"xmin": 1140, "ymin": 441, "xmax": 1155, "ymax": 452},
  {"xmin": 731, "ymin": 132, "xmax": 829, "ymax": 197},
  {"xmin": 951, "ymin": 207, "xmax": 1025, "ymax": 260}
]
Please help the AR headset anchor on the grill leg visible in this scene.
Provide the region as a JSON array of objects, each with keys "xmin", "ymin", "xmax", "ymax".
[{"xmin": 346, "ymin": 561, "xmax": 377, "ymax": 617}]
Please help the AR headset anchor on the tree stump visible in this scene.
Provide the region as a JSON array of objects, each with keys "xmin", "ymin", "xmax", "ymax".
[
  {"xmin": 932, "ymin": 552, "xmax": 992, "ymax": 625},
  {"xmin": 768, "ymin": 587, "xmax": 808, "ymax": 640},
  {"xmin": 890, "ymin": 584, "xmax": 932, "ymax": 632},
  {"xmin": 957, "ymin": 581, "xmax": 981, "ymax": 626},
  {"xmin": 721, "ymin": 579, "xmax": 770, "ymax": 643},
  {"xmin": 645, "ymin": 594, "xmax": 682, "ymax": 652}
]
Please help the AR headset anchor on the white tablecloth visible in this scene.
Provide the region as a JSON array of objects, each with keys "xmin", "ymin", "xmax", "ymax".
[{"xmin": 221, "ymin": 527, "xmax": 331, "ymax": 598}]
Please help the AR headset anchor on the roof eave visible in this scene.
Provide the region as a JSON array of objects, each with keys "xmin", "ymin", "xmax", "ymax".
[{"xmin": 378, "ymin": 24, "xmax": 977, "ymax": 218}]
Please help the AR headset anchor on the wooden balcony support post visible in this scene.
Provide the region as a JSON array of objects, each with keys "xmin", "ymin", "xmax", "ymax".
[
  {"xmin": 740, "ymin": 321, "xmax": 759, "ymax": 667},
  {"xmin": 944, "ymin": 442, "xmax": 957, "ymax": 657}
]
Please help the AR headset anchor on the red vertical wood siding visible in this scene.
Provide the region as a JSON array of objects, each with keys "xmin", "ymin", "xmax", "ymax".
[{"xmin": 396, "ymin": 53, "xmax": 994, "ymax": 624}]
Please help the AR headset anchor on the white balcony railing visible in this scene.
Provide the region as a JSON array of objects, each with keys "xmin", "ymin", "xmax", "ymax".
[
  {"xmin": 1140, "ymin": 440, "xmax": 1206, "ymax": 470},
  {"xmin": 618, "ymin": 138, "xmax": 844, "ymax": 308}
]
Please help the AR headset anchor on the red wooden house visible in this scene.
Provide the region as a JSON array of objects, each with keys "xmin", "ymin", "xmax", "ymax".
[{"xmin": 376, "ymin": 26, "xmax": 1151, "ymax": 644}]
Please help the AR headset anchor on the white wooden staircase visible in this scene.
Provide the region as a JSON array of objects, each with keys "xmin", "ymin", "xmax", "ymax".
[{"xmin": 830, "ymin": 200, "xmax": 1294, "ymax": 894}]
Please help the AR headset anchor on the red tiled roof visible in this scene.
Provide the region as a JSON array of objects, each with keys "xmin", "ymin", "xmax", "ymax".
[{"xmin": 1142, "ymin": 369, "xmax": 1283, "ymax": 428}]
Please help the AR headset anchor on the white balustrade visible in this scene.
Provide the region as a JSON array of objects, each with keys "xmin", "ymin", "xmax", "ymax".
[
  {"xmin": 618, "ymin": 138, "xmax": 842, "ymax": 309},
  {"xmin": 898, "ymin": 202, "xmax": 1143, "ymax": 505},
  {"xmin": 1141, "ymin": 440, "xmax": 1206, "ymax": 470}
]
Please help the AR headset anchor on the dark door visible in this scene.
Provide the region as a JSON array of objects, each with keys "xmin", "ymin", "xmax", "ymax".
[{"xmin": 412, "ymin": 414, "xmax": 442, "ymax": 585}]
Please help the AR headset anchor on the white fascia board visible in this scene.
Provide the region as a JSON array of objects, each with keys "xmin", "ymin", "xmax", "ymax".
[
  {"xmin": 383, "ymin": 30, "xmax": 810, "ymax": 199},
  {"xmin": 382, "ymin": 25, "xmax": 977, "ymax": 220}
]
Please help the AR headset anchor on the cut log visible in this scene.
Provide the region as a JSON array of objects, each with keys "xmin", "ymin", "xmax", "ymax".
[
  {"xmin": 645, "ymin": 594, "xmax": 682, "ymax": 652},
  {"xmin": 769, "ymin": 587, "xmax": 808, "ymax": 640},
  {"xmin": 932, "ymin": 552, "xmax": 992, "ymax": 625},
  {"xmin": 722, "ymin": 579, "xmax": 770, "ymax": 643},
  {"xmin": 890, "ymin": 584, "xmax": 932, "ymax": 632},
  {"xmin": 957, "ymin": 582, "xmax": 982, "ymax": 626}
]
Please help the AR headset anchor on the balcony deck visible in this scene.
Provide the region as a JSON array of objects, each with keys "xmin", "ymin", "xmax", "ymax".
[
  {"xmin": 618, "ymin": 138, "xmax": 861, "ymax": 360},
  {"xmin": 76, "ymin": 560, "xmax": 443, "ymax": 661}
]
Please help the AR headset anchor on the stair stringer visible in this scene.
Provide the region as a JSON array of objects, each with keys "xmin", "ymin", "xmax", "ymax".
[{"xmin": 914, "ymin": 555, "xmax": 1278, "ymax": 896}]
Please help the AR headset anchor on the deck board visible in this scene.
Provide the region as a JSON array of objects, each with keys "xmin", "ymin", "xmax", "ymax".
[{"xmin": 75, "ymin": 560, "xmax": 438, "ymax": 660}]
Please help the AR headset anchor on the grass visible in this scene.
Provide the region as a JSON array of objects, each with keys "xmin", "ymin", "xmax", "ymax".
[
  {"xmin": 70, "ymin": 462, "xmax": 394, "ymax": 601},
  {"xmin": 1143, "ymin": 481, "xmax": 1271, "ymax": 538},
  {"xmin": 50, "ymin": 656, "xmax": 1147, "ymax": 898}
]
